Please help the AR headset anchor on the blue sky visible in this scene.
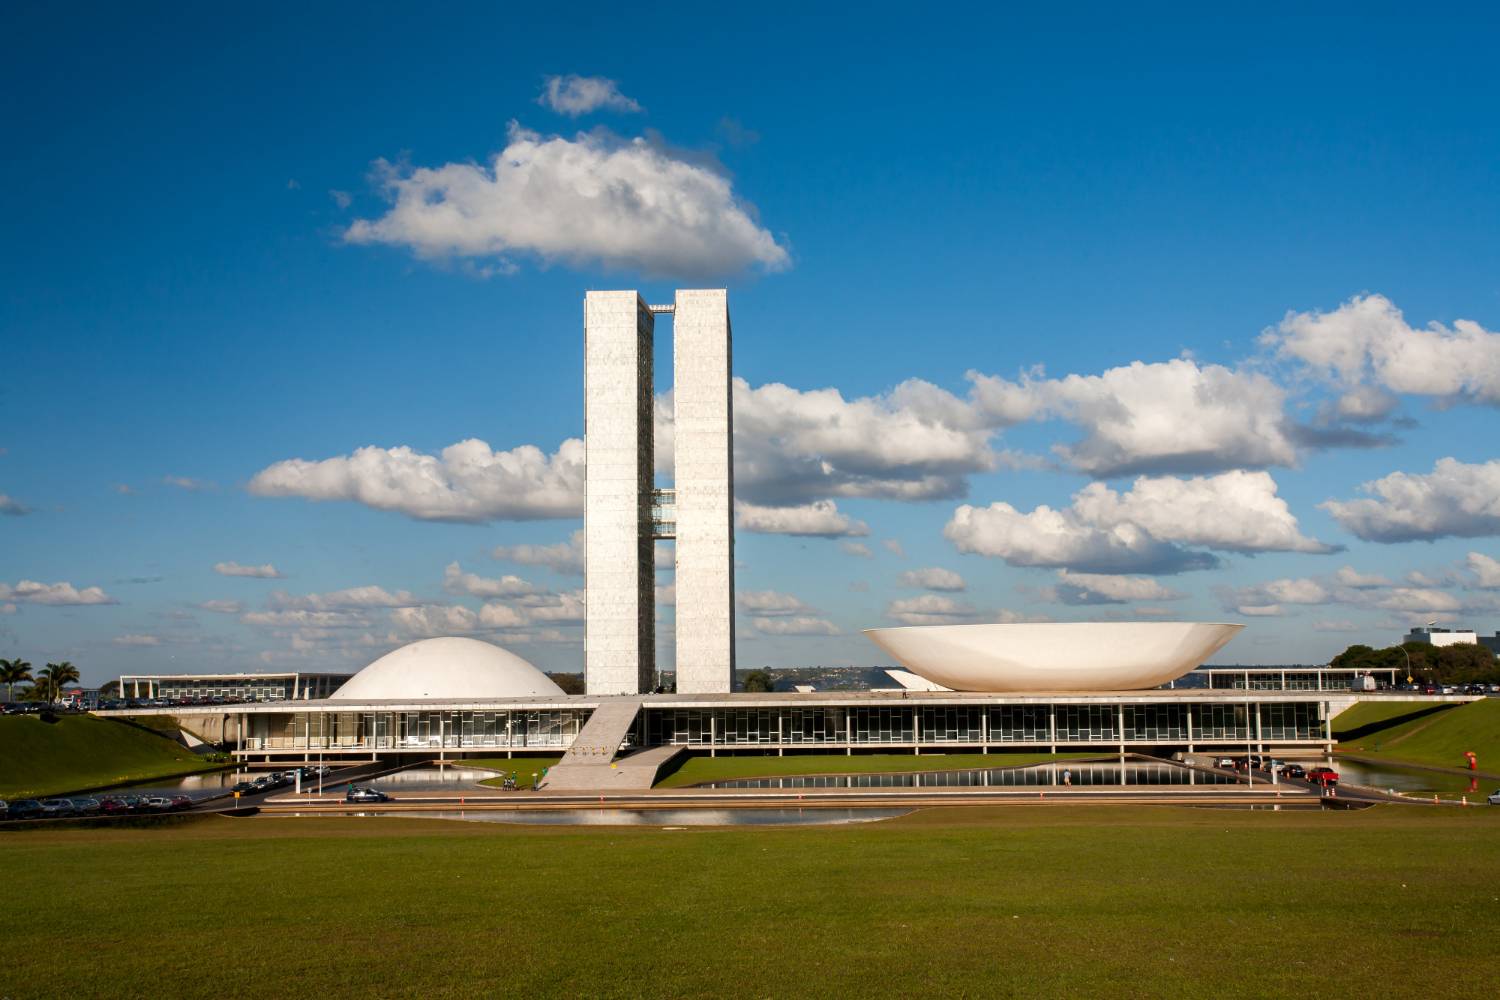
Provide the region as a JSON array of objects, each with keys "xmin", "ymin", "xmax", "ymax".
[{"xmin": 5, "ymin": 3, "xmax": 1500, "ymax": 684}]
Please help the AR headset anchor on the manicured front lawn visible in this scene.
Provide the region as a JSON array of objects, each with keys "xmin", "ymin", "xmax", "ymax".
[
  {"xmin": 1, "ymin": 806, "xmax": 1496, "ymax": 998},
  {"xmin": 1338, "ymin": 698, "xmax": 1500, "ymax": 770},
  {"xmin": 656, "ymin": 750, "xmax": 1104, "ymax": 787},
  {"xmin": 0, "ymin": 714, "xmax": 219, "ymax": 799}
]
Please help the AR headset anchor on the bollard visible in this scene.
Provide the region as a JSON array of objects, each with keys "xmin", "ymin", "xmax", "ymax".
[{"xmin": 1462, "ymin": 796, "xmax": 1468, "ymax": 807}]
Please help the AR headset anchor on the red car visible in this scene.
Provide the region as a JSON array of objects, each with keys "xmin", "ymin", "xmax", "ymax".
[{"xmin": 1307, "ymin": 766, "xmax": 1339, "ymax": 786}]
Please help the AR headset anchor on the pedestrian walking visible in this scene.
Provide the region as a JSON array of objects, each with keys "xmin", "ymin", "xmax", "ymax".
[{"xmin": 1062, "ymin": 768, "xmax": 1072, "ymax": 787}]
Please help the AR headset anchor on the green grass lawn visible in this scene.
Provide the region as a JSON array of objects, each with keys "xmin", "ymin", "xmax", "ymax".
[
  {"xmin": 1, "ymin": 806, "xmax": 1497, "ymax": 998},
  {"xmin": 655, "ymin": 751, "xmax": 1105, "ymax": 787},
  {"xmin": 1338, "ymin": 698, "xmax": 1500, "ymax": 770},
  {"xmin": 0, "ymin": 714, "xmax": 220, "ymax": 799},
  {"xmin": 1332, "ymin": 699, "xmax": 1458, "ymax": 740}
]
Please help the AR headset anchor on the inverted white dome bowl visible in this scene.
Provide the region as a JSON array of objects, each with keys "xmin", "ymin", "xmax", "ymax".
[
  {"xmin": 331, "ymin": 636, "xmax": 563, "ymax": 700},
  {"xmin": 863, "ymin": 622, "xmax": 1244, "ymax": 692}
]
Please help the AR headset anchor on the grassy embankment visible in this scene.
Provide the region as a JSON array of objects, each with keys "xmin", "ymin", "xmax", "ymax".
[
  {"xmin": 0, "ymin": 714, "xmax": 220, "ymax": 799},
  {"xmin": 655, "ymin": 751, "xmax": 1102, "ymax": 787},
  {"xmin": 1335, "ymin": 698, "xmax": 1500, "ymax": 770},
  {"xmin": 1, "ymin": 806, "xmax": 1498, "ymax": 998}
]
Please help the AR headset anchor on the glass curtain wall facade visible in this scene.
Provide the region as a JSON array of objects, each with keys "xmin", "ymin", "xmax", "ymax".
[
  {"xmin": 643, "ymin": 701, "xmax": 1326, "ymax": 749},
  {"xmin": 244, "ymin": 709, "xmax": 589, "ymax": 752}
]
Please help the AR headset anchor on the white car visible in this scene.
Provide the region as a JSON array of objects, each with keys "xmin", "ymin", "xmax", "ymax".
[{"xmin": 1488, "ymin": 789, "xmax": 1500, "ymax": 806}]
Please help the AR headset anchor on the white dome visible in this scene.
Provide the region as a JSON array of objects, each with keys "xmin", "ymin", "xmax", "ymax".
[
  {"xmin": 864, "ymin": 622, "xmax": 1244, "ymax": 692},
  {"xmin": 330, "ymin": 637, "xmax": 564, "ymax": 700}
]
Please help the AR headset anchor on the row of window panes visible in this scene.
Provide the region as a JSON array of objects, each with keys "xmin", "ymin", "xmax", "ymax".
[
  {"xmin": 644, "ymin": 704, "xmax": 1325, "ymax": 746},
  {"xmin": 244, "ymin": 710, "xmax": 588, "ymax": 750}
]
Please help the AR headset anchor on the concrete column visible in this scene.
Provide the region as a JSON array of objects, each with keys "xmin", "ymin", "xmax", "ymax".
[
  {"xmin": 1049, "ymin": 704, "xmax": 1057, "ymax": 753},
  {"xmin": 709, "ymin": 711, "xmax": 716, "ymax": 757},
  {"xmin": 981, "ymin": 709, "xmax": 989, "ymax": 753},
  {"xmin": 584, "ymin": 291, "xmax": 656, "ymax": 695},
  {"xmin": 672, "ymin": 289, "xmax": 735, "ymax": 694},
  {"xmin": 1254, "ymin": 702, "xmax": 1263, "ymax": 752},
  {"xmin": 912, "ymin": 706, "xmax": 920, "ymax": 755},
  {"xmin": 1186, "ymin": 702, "xmax": 1195, "ymax": 752}
]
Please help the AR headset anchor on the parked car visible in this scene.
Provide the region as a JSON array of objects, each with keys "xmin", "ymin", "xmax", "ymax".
[
  {"xmin": 69, "ymin": 797, "xmax": 102, "ymax": 815},
  {"xmin": 0, "ymin": 799, "xmax": 7, "ymax": 818},
  {"xmin": 345, "ymin": 786, "xmax": 391, "ymax": 804},
  {"xmin": 39, "ymin": 798, "xmax": 75, "ymax": 817},
  {"xmin": 1488, "ymin": 789, "xmax": 1500, "ymax": 806},
  {"xmin": 141, "ymin": 796, "xmax": 174, "ymax": 811},
  {"xmin": 230, "ymin": 781, "xmax": 255, "ymax": 795},
  {"xmin": 99, "ymin": 797, "xmax": 130, "ymax": 815},
  {"xmin": 1213, "ymin": 756, "xmax": 1237, "ymax": 769},
  {"xmin": 7, "ymin": 799, "xmax": 44, "ymax": 819},
  {"xmin": 1280, "ymin": 763, "xmax": 1307, "ymax": 780},
  {"xmin": 1306, "ymin": 766, "xmax": 1339, "ymax": 787},
  {"xmin": 168, "ymin": 795, "xmax": 193, "ymax": 811}
]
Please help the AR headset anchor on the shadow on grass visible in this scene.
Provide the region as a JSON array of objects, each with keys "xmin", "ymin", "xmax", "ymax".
[{"xmin": 1334, "ymin": 704, "xmax": 1457, "ymax": 743}]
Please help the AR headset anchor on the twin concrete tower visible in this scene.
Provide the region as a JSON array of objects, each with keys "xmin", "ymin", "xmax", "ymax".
[{"xmin": 583, "ymin": 290, "xmax": 734, "ymax": 695}]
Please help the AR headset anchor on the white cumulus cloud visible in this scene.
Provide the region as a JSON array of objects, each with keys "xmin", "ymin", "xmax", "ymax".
[
  {"xmin": 898, "ymin": 567, "xmax": 967, "ymax": 592},
  {"xmin": 737, "ymin": 591, "xmax": 814, "ymax": 616},
  {"xmin": 344, "ymin": 124, "xmax": 787, "ymax": 278},
  {"xmin": 1466, "ymin": 552, "xmax": 1500, "ymax": 589},
  {"xmin": 1335, "ymin": 566, "xmax": 1391, "ymax": 588},
  {"xmin": 1051, "ymin": 570, "xmax": 1184, "ymax": 605},
  {"xmin": 538, "ymin": 74, "xmax": 642, "ymax": 116},
  {"xmin": 443, "ymin": 563, "xmax": 543, "ymax": 599},
  {"xmin": 1322, "ymin": 458, "xmax": 1500, "ymax": 542},
  {"xmin": 268, "ymin": 586, "xmax": 418, "ymax": 611},
  {"xmin": 250, "ymin": 438, "xmax": 585, "ymax": 523},
  {"xmin": 885, "ymin": 594, "xmax": 978, "ymax": 626},
  {"xmin": 493, "ymin": 529, "xmax": 586, "ymax": 575},
  {"xmin": 753, "ymin": 616, "xmax": 840, "ymax": 636},
  {"xmin": 734, "ymin": 499, "xmax": 869, "ymax": 537},
  {"xmin": 981, "ymin": 359, "xmax": 1298, "ymax": 477},
  {"xmin": 946, "ymin": 471, "xmax": 1330, "ymax": 574},
  {"xmin": 1266, "ymin": 293, "xmax": 1500, "ymax": 405},
  {"xmin": 0, "ymin": 580, "xmax": 117, "ymax": 606}
]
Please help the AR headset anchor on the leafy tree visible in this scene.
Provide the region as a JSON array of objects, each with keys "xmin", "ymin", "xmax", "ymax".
[
  {"xmin": 1330, "ymin": 641, "xmax": 1498, "ymax": 685},
  {"xmin": 547, "ymin": 672, "xmax": 586, "ymax": 695},
  {"xmin": 742, "ymin": 669, "xmax": 775, "ymax": 693},
  {"xmin": 38, "ymin": 661, "xmax": 81, "ymax": 702},
  {"xmin": 0, "ymin": 658, "xmax": 33, "ymax": 701}
]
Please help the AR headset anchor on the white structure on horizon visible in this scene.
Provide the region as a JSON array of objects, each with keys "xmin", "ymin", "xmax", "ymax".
[
  {"xmin": 1404, "ymin": 625, "xmax": 1478, "ymax": 648},
  {"xmin": 584, "ymin": 290, "xmax": 735, "ymax": 695}
]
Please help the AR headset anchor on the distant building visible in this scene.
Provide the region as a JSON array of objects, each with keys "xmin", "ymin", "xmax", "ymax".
[
  {"xmin": 1404, "ymin": 626, "xmax": 1478, "ymax": 648},
  {"xmin": 1481, "ymin": 635, "xmax": 1500, "ymax": 656},
  {"xmin": 117, "ymin": 672, "xmax": 353, "ymax": 702}
]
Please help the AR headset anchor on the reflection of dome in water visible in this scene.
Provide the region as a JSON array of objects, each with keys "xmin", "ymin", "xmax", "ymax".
[{"xmin": 329, "ymin": 637, "xmax": 563, "ymax": 700}]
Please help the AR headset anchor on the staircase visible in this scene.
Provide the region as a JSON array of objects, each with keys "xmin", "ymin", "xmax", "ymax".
[{"xmin": 545, "ymin": 698, "xmax": 682, "ymax": 790}]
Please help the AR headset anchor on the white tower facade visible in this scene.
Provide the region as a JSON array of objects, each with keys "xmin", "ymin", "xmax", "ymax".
[
  {"xmin": 582, "ymin": 289, "xmax": 735, "ymax": 695},
  {"xmin": 583, "ymin": 291, "xmax": 656, "ymax": 695},
  {"xmin": 672, "ymin": 289, "xmax": 736, "ymax": 693}
]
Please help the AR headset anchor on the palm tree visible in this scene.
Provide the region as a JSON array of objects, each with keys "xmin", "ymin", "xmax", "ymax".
[
  {"xmin": 39, "ymin": 661, "xmax": 80, "ymax": 703},
  {"xmin": 0, "ymin": 658, "xmax": 33, "ymax": 702}
]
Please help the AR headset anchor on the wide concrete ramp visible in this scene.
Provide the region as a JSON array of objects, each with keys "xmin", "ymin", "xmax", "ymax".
[
  {"xmin": 546, "ymin": 745, "xmax": 685, "ymax": 790},
  {"xmin": 546, "ymin": 698, "xmax": 678, "ymax": 790}
]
